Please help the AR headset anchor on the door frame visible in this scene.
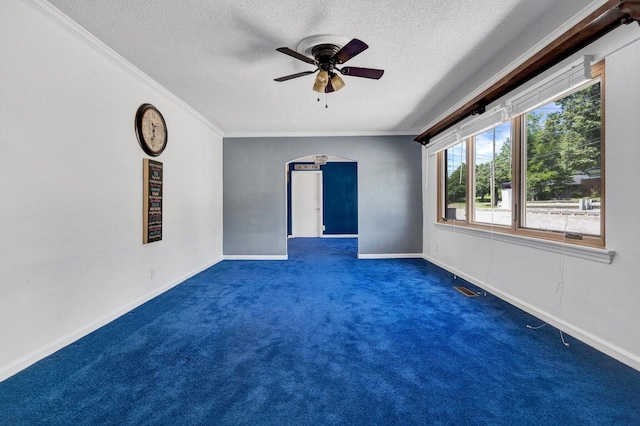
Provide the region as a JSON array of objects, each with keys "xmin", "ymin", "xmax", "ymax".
[
  {"xmin": 285, "ymin": 154, "xmax": 358, "ymax": 257},
  {"xmin": 291, "ymin": 170, "xmax": 323, "ymax": 238}
]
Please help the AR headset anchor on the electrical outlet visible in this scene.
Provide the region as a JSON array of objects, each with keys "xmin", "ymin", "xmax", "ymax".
[{"xmin": 151, "ymin": 268, "xmax": 155, "ymax": 279}]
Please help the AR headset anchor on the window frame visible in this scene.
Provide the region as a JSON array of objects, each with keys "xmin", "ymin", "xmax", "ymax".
[
  {"xmin": 469, "ymin": 121, "xmax": 514, "ymax": 228},
  {"xmin": 441, "ymin": 140, "xmax": 468, "ymax": 222},
  {"xmin": 436, "ymin": 60, "xmax": 605, "ymax": 249}
]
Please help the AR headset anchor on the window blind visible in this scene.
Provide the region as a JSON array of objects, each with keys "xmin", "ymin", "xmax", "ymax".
[
  {"xmin": 426, "ymin": 130, "xmax": 460, "ymax": 155},
  {"xmin": 506, "ymin": 55, "xmax": 594, "ymax": 118},
  {"xmin": 427, "ymin": 106, "xmax": 506, "ymax": 155},
  {"xmin": 459, "ymin": 107, "xmax": 507, "ymax": 140},
  {"xmin": 426, "ymin": 55, "xmax": 595, "ymax": 155}
]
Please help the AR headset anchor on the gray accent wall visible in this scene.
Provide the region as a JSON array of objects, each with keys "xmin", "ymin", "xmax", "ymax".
[{"xmin": 224, "ymin": 135, "xmax": 422, "ymax": 256}]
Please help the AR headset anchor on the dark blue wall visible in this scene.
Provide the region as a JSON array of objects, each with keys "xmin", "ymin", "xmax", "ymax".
[
  {"xmin": 322, "ymin": 162, "xmax": 358, "ymax": 234},
  {"xmin": 287, "ymin": 162, "xmax": 358, "ymax": 235}
]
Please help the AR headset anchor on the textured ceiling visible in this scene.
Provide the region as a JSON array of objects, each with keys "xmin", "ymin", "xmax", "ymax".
[{"xmin": 46, "ymin": 0, "xmax": 598, "ymax": 137}]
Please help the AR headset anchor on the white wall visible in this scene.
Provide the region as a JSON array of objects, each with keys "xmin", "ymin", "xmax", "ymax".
[
  {"xmin": 422, "ymin": 25, "xmax": 640, "ymax": 371},
  {"xmin": 0, "ymin": 1, "xmax": 224, "ymax": 381}
]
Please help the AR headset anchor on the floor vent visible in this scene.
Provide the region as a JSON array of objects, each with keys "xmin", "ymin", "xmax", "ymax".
[{"xmin": 453, "ymin": 286, "xmax": 479, "ymax": 297}]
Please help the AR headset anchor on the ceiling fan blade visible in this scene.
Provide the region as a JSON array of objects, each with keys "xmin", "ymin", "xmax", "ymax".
[
  {"xmin": 333, "ymin": 38, "xmax": 368, "ymax": 64},
  {"xmin": 274, "ymin": 70, "xmax": 317, "ymax": 82},
  {"xmin": 276, "ymin": 47, "xmax": 318, "ymax": 65},
  {"xmin": 339, "ymin": 67, "xmax": 384, "ymax": 79}
]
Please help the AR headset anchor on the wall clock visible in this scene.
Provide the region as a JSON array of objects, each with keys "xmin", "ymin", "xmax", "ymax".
[{"xmin": 135, "ymin": 103, "xmax": 167, "ymax": 156}]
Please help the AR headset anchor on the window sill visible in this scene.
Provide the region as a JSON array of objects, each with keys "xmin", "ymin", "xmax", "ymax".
[{"xmin": 433, "ymin": 222, "xmax": 615, "ymax": 264}]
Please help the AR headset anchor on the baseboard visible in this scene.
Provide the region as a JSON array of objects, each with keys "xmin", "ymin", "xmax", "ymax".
[
  {"xmin": 422, "ymin": 254, "xmax": 640, "ymax": 372},
  {"xmin": 0, "ymin": 256, "xmax": 224, "ymax": 383},
  {"xmin": 358, "ymin": 253, "xmax": 424, "ymax": 259},
  {"xmin": 321, "ymin": 234, "xmax": 358, "ymax": 238},
  {"xmin": 223, "ymin": 255, "xmax": 288, "ymax": 260}
]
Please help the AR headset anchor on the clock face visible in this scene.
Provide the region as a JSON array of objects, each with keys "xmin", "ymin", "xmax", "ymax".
[{"xmin": 135, "ymin": 104, "xmax": 167, "ymax": 156}]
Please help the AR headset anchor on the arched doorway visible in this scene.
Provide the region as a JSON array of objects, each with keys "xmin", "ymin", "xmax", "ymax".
[{"xmin": 286, "ymin": 154, "xmax": 358, "ymax": 242}]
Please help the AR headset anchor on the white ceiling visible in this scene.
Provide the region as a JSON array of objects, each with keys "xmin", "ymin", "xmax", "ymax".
[{"xmin": 46, "ymin": 0, "xmax": 598, "ymax": 137}]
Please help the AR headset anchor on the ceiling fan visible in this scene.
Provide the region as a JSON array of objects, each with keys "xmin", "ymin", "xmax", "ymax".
[{"xmin": 274, "ymin": 36, "xmax": 384, "ymax": 94}]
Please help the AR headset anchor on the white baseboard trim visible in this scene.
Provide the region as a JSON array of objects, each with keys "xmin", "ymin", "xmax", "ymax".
[
  {"xmin": 321, "ymin": 234, "xmax": 358, "ymax": 238},
  {"xmin": 358, "ymin": 253, "xmax": 424, "ymax": 259},
  {"xmin": 0, "ymin": 256, "xmax": 223, "ymax": 383},
  {"xmin": 224, "ymin": 255, "xmax": 288, "ymax": 260},
  {"xmin": 422, "ymin": 254, "xmax": 640, "ymax": 372}
]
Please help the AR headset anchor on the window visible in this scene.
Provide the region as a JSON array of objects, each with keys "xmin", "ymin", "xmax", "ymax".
[
  {"xmin": 443, "ymin": 141, "xmax": 467, "ymax": 221},
  {"xmin": 473, "ymin": 122, "xmax": 512, "ymax": 226},
  {"xmin": 437, "ymin": 61, "xmax": 604, "ymax": 247},
  {"xmin": 523, "ymin": 82, "xmax": 601, "ymax": 237}
]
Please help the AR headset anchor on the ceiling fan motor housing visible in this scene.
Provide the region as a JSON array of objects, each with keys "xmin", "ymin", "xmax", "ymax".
[{"xmin": 312, "ymin": 44, "xmax": 341, "ymax": 70}]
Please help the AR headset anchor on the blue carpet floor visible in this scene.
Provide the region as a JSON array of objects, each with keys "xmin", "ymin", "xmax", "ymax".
[{"xmin": 1, "ymin": 238, "xmax": 639, "ymax": 425}]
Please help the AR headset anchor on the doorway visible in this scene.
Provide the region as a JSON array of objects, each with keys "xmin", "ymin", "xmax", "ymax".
[
  {"xmin": 291, "ymin": 170, "xmax": 323, "ymax": 237},
  {"xmin": 286, "ymin": 155, "xmax": 358, "ymax": 239}
]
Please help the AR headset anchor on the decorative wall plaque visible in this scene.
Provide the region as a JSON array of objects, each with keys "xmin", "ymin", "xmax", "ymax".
[
  {"xmin": 143, "ymin": 159, "xmax": 163, "ymax": 244},
  {"xmin": 294, "ymin": 164, "xmax": 320, "ymax": 171}
]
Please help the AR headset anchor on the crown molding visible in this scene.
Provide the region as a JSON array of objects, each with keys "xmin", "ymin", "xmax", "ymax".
[
  {"xmin": 23, "ymin": 0, "xmax": 223, "ymax": 136},
  {"xmin": 224, "ymin": 129, "xmax": 418, "ymax": 139}
]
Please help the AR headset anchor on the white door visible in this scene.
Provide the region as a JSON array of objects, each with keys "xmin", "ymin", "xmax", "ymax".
[{"xmin": 291, "ymin": 171, "xmax": 323, "ymax": 237}]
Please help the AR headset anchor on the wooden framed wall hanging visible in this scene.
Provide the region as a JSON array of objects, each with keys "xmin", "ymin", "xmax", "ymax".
[{"xmin": 143, "ymin": 158, "xmax": 163, "ymax": 244}]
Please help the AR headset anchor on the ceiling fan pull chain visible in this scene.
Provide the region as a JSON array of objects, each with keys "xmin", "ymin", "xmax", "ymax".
[{"xmin": 325, "ymin": 92, "xmax": 328, "ymax": 109}]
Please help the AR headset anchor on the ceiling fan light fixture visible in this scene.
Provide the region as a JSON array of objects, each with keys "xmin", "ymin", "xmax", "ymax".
[
  {"xmin": 330, "ymin": 74, "xmax": 345, "ymax": 92},
  {"xmin": 313, "ymin": 70, "xmax": 329, "ymax": 92}
]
